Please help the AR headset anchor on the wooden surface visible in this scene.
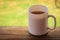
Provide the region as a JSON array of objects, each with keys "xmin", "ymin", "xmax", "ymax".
[{"xmin": 0, "ymin": 26, "xmax": 60, "ymax": 40}]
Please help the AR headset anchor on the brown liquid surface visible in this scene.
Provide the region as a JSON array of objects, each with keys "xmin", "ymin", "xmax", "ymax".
[{"xmin": 31, "ymin": 11, "xmax": 45, "ymax": 14}]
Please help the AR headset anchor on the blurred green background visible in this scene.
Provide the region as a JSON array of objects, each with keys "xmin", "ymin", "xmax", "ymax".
[{"xmin": 0, "ymin": 0, "xmax": 60, "ymax": 27}]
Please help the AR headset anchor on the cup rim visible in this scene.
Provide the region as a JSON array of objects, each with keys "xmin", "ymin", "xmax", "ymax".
[{"xmin": 28, "ymin": 5, "xmax": 48, "ymax": 14}]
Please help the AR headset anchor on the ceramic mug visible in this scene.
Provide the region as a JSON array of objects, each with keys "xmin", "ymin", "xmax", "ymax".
[{"xmin": 28, "ymin": 5, "xmax": 56, "ymax": 36}]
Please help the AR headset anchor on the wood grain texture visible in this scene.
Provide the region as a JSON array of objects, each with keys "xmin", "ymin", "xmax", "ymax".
[{"xmin": 0, "ymin": 26, "xmax": 60, "ymax": 40}]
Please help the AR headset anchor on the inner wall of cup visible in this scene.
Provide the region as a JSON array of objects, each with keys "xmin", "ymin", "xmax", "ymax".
[{"xmin": 29, "ymin": 5, "xmax": 48, "ymax": 13}]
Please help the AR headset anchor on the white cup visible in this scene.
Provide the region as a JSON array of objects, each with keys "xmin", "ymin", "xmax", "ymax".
[{"xmin": 28, "ymin": 5, "xmax": 56, "ymax": 36}]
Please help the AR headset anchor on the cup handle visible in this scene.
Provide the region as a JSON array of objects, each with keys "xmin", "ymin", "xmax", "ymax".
[{"xmin": 48, "ymin": 15, "xmax": 56, "ymax": 30}]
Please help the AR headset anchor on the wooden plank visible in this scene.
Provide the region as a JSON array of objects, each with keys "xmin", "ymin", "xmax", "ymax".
[{"xmin": 0, "ymin": 26, "xmax": 60, "ymax": 40}]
